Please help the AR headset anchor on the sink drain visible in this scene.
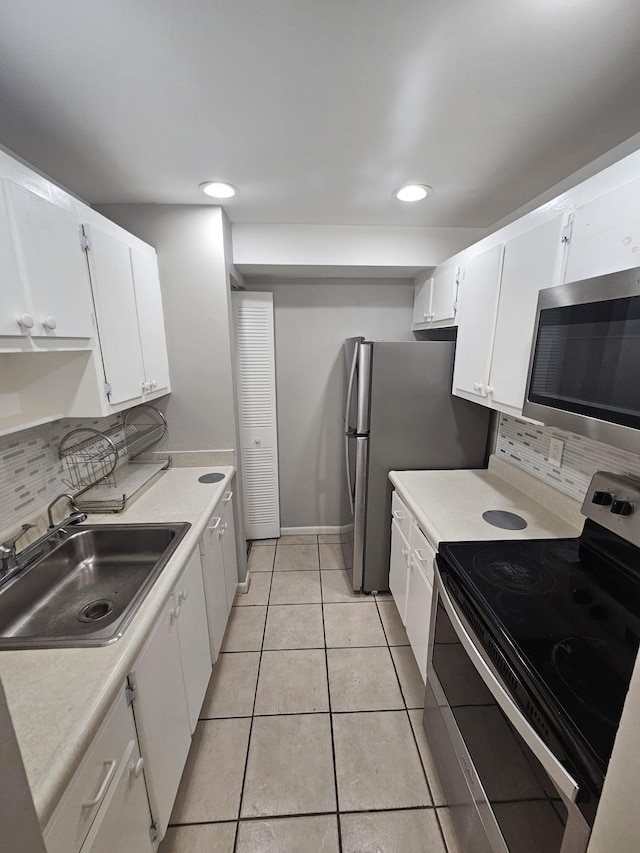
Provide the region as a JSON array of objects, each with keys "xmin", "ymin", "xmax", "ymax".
[{"xmin": 78, "ymin": 598, "xmax": 115, "ymax": 623}]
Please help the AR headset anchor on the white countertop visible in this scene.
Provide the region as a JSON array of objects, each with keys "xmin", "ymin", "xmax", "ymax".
[
  {"xmin": 389, "ymin": 456, "xmax": 583, "ymax": 548},
  {"xmin": 0, "ymin": 465, "xmax": 235, "ymax": 828}
]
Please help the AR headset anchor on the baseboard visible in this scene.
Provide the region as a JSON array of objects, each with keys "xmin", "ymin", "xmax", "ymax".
[
  {"xmin": 236, "ymin": 571, "xmax": 251, "ymax": 594},
  {"xmin": 280, "ymin": 524, "xmax": 352, "ymax": 535}
]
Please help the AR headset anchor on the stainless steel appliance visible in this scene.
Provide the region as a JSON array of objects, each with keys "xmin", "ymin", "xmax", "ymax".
[
  {"xmin": 342, "ymin": 337, "xmax": 490, "ymax": 593},
  {"xmin": 424, "ymin": 471, "xmax": 640, "ymax": 853},
  {"xmin": 523, "ymin": 266, "xmax": 640, "ymax": 453}
]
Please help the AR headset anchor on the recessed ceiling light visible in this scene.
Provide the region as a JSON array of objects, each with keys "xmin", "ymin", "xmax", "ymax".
[
  {"xmin": 199, "ymin": 181, "xmax": 238, "ymax": 199},
  {"xmin": 392, "ymin": 184, "xmax": 432, "ymax": 202}
]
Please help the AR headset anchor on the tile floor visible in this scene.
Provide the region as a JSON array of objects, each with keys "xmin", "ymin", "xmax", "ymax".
[{"xmin": 159, "ymin": 535, "xmax": 461, "ymax": 853}]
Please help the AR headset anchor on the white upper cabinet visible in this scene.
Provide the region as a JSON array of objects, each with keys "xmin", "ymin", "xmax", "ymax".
[
  {"xmin": 0, "ymin": 179, "xmax": 93, "ymax": 343},
  {"xmin": 564, "ymin": 176, "xmax": 640, "ymax": 283},
  {"xmin": 130, "ymin": 247, "xmax": 171, "ymax": 396},
  {"xmin": 489, "ymin": 215, "xmax": 567, "ymax": 413},
  {"xmin": 452, "ymin": 244, "xmax": 504, "ymax": 400},
  {"xmin": 411, "ymin": 254, "xmax": 462, "ymax": 331},
  {"xmin": 3, "ymin": 179, "xmax": 93, "ymax": 339}
]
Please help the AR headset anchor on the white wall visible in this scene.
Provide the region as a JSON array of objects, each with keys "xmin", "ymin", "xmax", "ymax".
[{"xmin": 247, "ymin": 278, "xmax": 415, "ymax": 528}]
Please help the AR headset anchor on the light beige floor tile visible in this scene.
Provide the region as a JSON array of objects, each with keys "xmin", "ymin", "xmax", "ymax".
[
  {"xmin": 318, "ymin": 533, "xmax": 343, "ymax": 544},
  {"xmin": 254, "ymin": 649, "xmax": 329, "ymax": 714},
  {"xmin": 321, "ymin": 570, "xmax": 371, "ymax": 604},
  {"xmin": 199, "ymin": 652, "xmax": 260, "ymax": 719},
  {"xmin": 170, "ymin": 718, "xmax": 251, "ymax": 823},
  {"xmin": 241, "ymin": 714, "xmax": 336, "ymax": 817},
  {"xmin": 408, "ymin": 709, "xmax": 447, "ymax": 805},
  {"xmin": 160, "ymin": 823, "xmax": 236, "ymax": 853},
  {"xmin": 319, "ymin": 543, "xmax": 345, "ymax": 569},
  {"xmin": 236, "ymin": 814, "xmax": 339, "ymax": 852},
  {"xmin": 269, "ymin": 570, "xmax": 322, "ymax": 604},
  {"xmin": 251, "ymin": 538, "xmax": 278, "ymax": 546},
  {"xmin": 323, "ymin": 603, "xmax": 386, "ymax": 647},
  {"xmin": 277, "ymin": 534, "xmax": 318, "ymax": 545},
  {"xmin": 263, "ymin": 603, "xmax": 325, "ymax": 649},
  {"xmin": 333, "ymin": 711, "xmax": 430, "ymax": 811},
  {"xmin": 327, "ymin": 647, "xmax": 404, "ymax": 711},
  {"xmin": 340, "ymin": 809, "xmax": 446, "ymax": 853},
  {"xmin": 377, "ymin": 600, "xmax": 410, "ymax": 645},
  {"xmin": 234, "ymin": 572, "xmax": 272, "ymax": 606},
  {"xmin": 274, "ymin": 542, "xmax": 319, "ymax": 570},
  {"xmin": 248, "ymin": 545, "xmax": 276, "ymax": 572},
  {"xmin": 220, "ymin": 606, "xmax": 266, "ymax": 652},
  {"xmin": 390, "ymin": 645, "xmax": 426, "ymax": 708}
]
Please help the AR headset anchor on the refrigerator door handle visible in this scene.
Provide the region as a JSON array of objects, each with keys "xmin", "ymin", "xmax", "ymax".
[
  {"xmin": 344, "ymin": 340, "xmax": 359, "ymax": 433},
  {"xmin": 345, "ymin": 434, "xmax": 355, "ymax": 515}
]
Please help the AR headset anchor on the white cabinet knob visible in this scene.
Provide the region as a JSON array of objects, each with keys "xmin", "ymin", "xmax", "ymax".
[
  {"xmin": 170, "ymin": 603, "xmax": 181, "ymax": 620},
  {"xmin": 41, "ymin": 315, "xmax": 57, "ymax": 330},
  {"xmin": 423, "ymin": 312, "xmax": 429, "ymax": 320},
  {"xmin": 473, "ymin": 382, "xmax": 481, "ymax": 392},
  {"xmin": 485, "ymin": 385, "xmax": 494, "ymax": 396},
  {"xmin": 17, "ymin": 313, "xmax": 34, "ymax": 329},
  {"xmin": 129, "ymin": 757, "xmax": 144, "ymax": 779},
  {"xmin": 179, "ymin": 589, "xmax": 188, "ymax": 602}
]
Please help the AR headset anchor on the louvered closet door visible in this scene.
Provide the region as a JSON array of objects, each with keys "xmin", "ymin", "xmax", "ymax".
[{"xmin": 232, "ymin": 291, "xmax": 281, "ymax": 539}]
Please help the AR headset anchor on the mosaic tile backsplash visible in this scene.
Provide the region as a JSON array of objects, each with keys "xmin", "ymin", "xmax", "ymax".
[
  {"xmin": 0, "ymin": 415, "xmax": 122, "ymax": 531},
  {"xmin": 496, "ymin": 415, "xmax": 640, "ymax": 503}
]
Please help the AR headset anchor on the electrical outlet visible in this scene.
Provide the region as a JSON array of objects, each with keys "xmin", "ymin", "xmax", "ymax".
[{"xmin": 549, "ymin": 437, "xmax": 564, "ymax": 467}]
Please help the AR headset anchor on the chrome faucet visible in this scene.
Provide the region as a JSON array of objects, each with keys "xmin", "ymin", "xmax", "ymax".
[
  {"xmin": 0, "ymin": 524, "xmax": 35, "ymax": 575},
  {"xmin": 0, "ymin": 511, "xmax": 87, "ymax": 586},
  {"xmin": 47, "ymin": 493, "xmax": 78, "ymax": 530}
]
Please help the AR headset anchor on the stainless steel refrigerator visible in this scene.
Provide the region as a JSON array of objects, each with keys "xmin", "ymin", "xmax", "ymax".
[{"xmin": 342, "ymin": 337, "xmax": 490, "ymax": 592}]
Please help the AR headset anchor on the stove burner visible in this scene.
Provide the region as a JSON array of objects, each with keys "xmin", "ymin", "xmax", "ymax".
[
  {"xmin": 552, "ymin": 637, "xmax": 622, "ymax": 726},
  {"xmin": 472, "ymin": 549, "xmax": 556, "ymax": 594}
]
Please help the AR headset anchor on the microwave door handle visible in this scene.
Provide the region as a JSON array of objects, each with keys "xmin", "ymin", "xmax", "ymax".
[
  {"xmin": 345, "ymin": 342, "xmax": 358, "ymax": 433},
  {"xmin": 435, "ymin": 573, "xmax": 581, "ymax": 805}
]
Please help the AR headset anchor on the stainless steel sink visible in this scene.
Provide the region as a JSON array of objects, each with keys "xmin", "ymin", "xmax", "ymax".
[{"xmin": 0, "ymin": 523, "xmax": 190, "ymax": 649}]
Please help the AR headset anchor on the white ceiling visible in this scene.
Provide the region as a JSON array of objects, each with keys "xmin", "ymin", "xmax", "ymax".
[{"xmin": 1, "ymin": 0, "xmax": 640, "ymax": 229}]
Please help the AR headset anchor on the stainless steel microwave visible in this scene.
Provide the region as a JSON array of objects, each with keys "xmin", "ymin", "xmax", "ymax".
[{"xmin": 523, "ymin": 266, "xmax": 640, "ymax": 453}]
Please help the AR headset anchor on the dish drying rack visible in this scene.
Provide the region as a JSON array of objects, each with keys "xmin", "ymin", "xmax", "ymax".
[{"xmin": 59, "ymin": 404, "xmax": 170, "ymax": 513}]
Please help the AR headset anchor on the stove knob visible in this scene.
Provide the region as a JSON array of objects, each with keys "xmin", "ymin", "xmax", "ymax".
[
  {"xmin": 611, "ymin": 499, "xmax": 634, "ymax": 517},
  {"xmin": 592, "ymin": 491, "xmax": 614, "ymax": 506}
]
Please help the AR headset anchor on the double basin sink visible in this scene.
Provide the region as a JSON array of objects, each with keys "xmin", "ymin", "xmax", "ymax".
[{"xmin": 0, "ymin": 522, "xmax": 190, "ymax": 649}]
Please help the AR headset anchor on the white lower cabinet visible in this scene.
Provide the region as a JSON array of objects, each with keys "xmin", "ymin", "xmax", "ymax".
[
  {"xmin": 389, "ymin": 491, "xmax": 436, "ymax": 683},
  {"xmin": 128, "ymin": 548, "xmax": 211, "ymax": 841},
  {"xmin": 44, "ymin": 689, "xmax": 152, "ymax": 853},
  {"xmin": 220, "ymin": 490, "xmax": 238, "ymax": 612}
]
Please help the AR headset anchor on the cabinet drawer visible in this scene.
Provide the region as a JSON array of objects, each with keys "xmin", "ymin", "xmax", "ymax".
[
  {"xmin": 409, "ymin": 521, "xmax": 436, "ymax": 586},
  {"xmin": 44, "ymin": 689, "xmax": 135, "ymax": 853},
  {"xmin": 391, "ymin": 491, "xmax": 412, "ymax": 542}
]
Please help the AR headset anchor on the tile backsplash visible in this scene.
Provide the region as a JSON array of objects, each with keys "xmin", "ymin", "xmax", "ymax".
[
  {"xmin": 496, "ymin": 415, "xmax": 640, "ymax": 503},
  {"xmin": 0, "ymin": 415, "xmax": 121, "ymax": 530}
]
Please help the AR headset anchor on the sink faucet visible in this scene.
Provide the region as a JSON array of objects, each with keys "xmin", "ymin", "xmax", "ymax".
[
  {"xmin": 0, "ymin": 511, "xmax": 87, "ymax": 586},
  {"xmin": 47, "ymin": 493, "xmax": 79, "ymax": 530},
  {"xmin": 0, "ymin": 524, "xmax": 35, "ymax": 575}
]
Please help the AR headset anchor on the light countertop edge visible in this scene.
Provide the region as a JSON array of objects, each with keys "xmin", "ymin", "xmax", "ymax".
[{"xmin": 0, "ymin": 465, "xmax": 235, "ymax": 828}]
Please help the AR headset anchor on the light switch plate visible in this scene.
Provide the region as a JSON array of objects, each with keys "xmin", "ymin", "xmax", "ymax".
[{"xmin": 549, "ymin": 437, "xmax": 564, "ymax": 467}]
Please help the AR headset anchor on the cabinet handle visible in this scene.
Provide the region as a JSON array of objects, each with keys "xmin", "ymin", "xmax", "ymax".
[
  {"xmin": 222, "ymin": 491, "xmax": 233, "ymax": 503},
  {"xmin": 473, "ymin": 382, "xmax": 481, "ymax": 392},
  {"xmin": 392, "ymin": 510, "xmax": 406, "ymax": 520},
  {"xmin": 17, "ymin": 313, "xmax": 34, "ymax": 329},
  {"xmin": 41, "ymin": 315, "xmax": 57, "ymax": 330},
  {"xmin": 82, "ymin": 759, "xmax": 117, "ymax": 808},
  {"xmin": 485, "ymin": 385, "xmax": 494, "ymax": 396},
  {"xmin": 423, "ymin": 312, "xmax": 429, "ymax": 321},
  {"xmin": 170, "ymin": 603, "xmax": 182, "ymax": 620},
  {"xmin": 208, "ymin": 517, "xmax": 221, "ymax": 532},
  {"xmin": 401, "ymin": 548, "xmax": 408, "ymax": 557},
  {"xmin": 179, "ymin": 589, "xmax": 188, "ymax": 602},
  {"xmin": 414, "ymin": 549, "xmax": 429, "ymax": 563},
  {"xmin": 129, "ymin": 757, "xmax": 144, "ymax": 779}
]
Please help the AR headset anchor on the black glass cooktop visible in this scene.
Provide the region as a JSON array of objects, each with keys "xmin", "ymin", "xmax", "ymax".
[{"xmin": 438, "ymin": 519, "xmax": 640, "ymax": 794}]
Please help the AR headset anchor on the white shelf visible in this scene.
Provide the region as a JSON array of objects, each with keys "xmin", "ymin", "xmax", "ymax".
[{"xmin": 0, "ymin": 412, "xmax": 63, "ymax": 437}]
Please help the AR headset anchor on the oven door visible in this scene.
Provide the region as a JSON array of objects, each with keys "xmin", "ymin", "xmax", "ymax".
[{"xmin": 424, "ymin": 569, "xmax": 591, "ymax": 853}]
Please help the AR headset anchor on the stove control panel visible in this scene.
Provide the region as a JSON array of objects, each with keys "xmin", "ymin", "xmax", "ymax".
[{"xmin": 583, "ymin": 472, "xmax": 640, "ymax": 546}]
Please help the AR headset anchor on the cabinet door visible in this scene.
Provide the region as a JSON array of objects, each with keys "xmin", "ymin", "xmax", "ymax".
[
  {"xmin": 200, "ymin": 513, "xmax": 228, "ymax": 662},
  {"xmin": 79, "ymin": 739, "xmax": 153, "ymax": 853},
  {"xmin": 405, "ymin": 543, "xmax": 435, "ymax": 684},
  {"xmin": 565, "ymin": 176, "xmax": 640, "ymax": 283},
  {"xmin": 130, "ymin": 246, "xmax": 171, "ymax": 395},
  {"xmin": 128, "ymin": 598, "xmax": 191, "ymax": 839},
  {"xmin": 452, "ymin": 244, "xmax": 504, "ymax": 400},
  {"xmin": 175, "ymin": 550, "xmax": 213, "ymax": 733},
  {"xmin": 221, "ymin": 491, "xmax": 238, "ymax": 613},
  {"xmin": 411, "ymin": 275, "xmax": 432, "ymax": 328},
  {"xmin": 489, "ymin": 216, "xmax": 566, "ymax": 412},
  {"xmin": 84, "ymin": 223, "xmax": 145, "ymax": 405},
  {"xmin": 5, "ymin": 180, "xmax": 93, "ymax": 338},
  {"xmin": 0, "ymin": 181, "xmax": 28, "ymax": 337},
  {"xmin": 430, "ymin": 256, "xmax": 460, "ymax": 324},
  {"xmin": 389, "ymin": 518, "xmax": 411, "ymax": 624}
]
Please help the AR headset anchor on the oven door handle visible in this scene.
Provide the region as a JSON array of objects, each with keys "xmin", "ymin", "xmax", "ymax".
[{"xmin": 435, "ymin": 571, "xmax": 581, "ymax": 804}]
